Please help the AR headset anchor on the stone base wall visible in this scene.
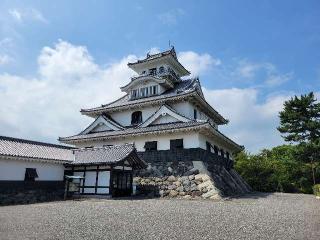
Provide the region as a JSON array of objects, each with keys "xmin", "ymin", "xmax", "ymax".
[
  {"xmin": 0, "ymin": 181, "xmax": 65, "ymax": 206},
  {"xmin": 134, "ymin": 160, "xmax": 251, "ymax": 200}
]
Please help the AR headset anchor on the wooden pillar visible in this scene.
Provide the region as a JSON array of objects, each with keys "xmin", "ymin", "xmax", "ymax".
[
  {"xmin": 95, "ymin": 165, "xmax": 99, "ymax": 194},
  {"xmin": 82, "ymin": 166, "xmax": 86, "ymax": 194},
  {"xmin": 110, "ymin": 166, "xmax": 113, "ymax": 197}
]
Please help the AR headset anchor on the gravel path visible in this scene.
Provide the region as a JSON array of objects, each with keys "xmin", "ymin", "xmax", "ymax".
[{"xmin": 0, "ymin": 193, "xmax": 319, "ymax": 240}]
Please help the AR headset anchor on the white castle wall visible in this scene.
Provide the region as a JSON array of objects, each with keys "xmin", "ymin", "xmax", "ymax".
[
  {"xmin": 73, "ymin": 131, "xmax": 233, "ymax": 156},
  {"xmin": 74, "ymin": 132, "xmax": 200, "ymax": 152},
  {"xmin": 0, "ymin": 158, "xmax": 65, "ymax": 181},
  {"xmin": 109, "ymin": 101, "xmax": 207, "ymax": 127}
]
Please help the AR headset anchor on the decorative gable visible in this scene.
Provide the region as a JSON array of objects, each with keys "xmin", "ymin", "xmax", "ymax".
[
  {"xmin": 139, "ymin": 105, "xmax": 191, "ymax": 127},
  {"xmin": 81, "ymin": 115, "xmax": 124, "ymax": 134}
]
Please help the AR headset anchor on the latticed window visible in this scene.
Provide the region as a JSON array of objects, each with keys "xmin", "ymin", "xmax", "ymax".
[
  {"xmin": 131, "ymin": 111, "xmax": 142, "ymax": 125},
  {"xmin": 131, "ymin": 89, "xmax": 139, "ymax": 99},
  {"xmin": 150, "ymin": 85, "xmax": 158, "ymax": 95}
]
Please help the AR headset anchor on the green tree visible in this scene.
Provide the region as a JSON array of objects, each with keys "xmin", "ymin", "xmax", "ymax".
[{"xmin": 278, "ymin": 92, "xmax": 320, "ymax": 184}]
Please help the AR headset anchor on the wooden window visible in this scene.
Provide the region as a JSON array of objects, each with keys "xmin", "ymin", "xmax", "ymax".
[
  {"xmin": 140, "ymin": 87, "xmax": 148, "ymax": 97},
  {"xmin": 144, "ymin": 141, "xmax": 157, "ymax": 151},
  {"xmin": 131, "ymin": 89, "xmax": 138, "ymax": 99},
  {"xmin": 149, "ymin": 68, "xmax": 157, "ymax": 76},
  {"xmin": 24, "ymin": 168, "xmax": 38, "ymax": 182},
  {"xmin": 213, "ymin": 145, "xmax": 219, "ymax": 155},
  {"xmin": 170, "ymin": 139, "xmax": 183, "ymax": 150},
  {"xmin": 131, "ymin": 111, "xmax": 142, "ymax": 125},
  {"xmin": 151, "ymin": 85, "xmax": 158, "ymax": 95},
  {"xmin": 206, "ymin": 141, "xmax": 211, "ymax": 152},
  {"xmin": 194, "ymin": 109, "xmax": 198, "ymax": 120}
]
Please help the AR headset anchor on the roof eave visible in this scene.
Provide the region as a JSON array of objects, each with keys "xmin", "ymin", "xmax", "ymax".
[{"xmin": 59, "ymin": 122, "xmax": 208, "ymax": 144}]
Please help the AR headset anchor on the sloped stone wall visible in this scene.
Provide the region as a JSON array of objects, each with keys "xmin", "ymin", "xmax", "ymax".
[{"xmin": 134, "ymin": 160, "xmax": 251, "ymax": 199}]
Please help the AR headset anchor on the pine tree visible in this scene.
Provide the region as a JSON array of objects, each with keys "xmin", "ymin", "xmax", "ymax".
[{"xmin": 278, "ymin": 92, "xmax": 320, "ymax": 184}]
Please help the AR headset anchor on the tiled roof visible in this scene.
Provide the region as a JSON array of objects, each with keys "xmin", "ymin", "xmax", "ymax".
[
  {"xmin": 60, "ymin": 121, "xmax": 207, "ymax": 142},
  {"xmin": 80, "ymin": 78, "xmax": 227, "ymax": 125},
  {"xmin": 0, "ymin": 136, "xmax": 74, "ymax": 163},
  {"xmin": 81, "ymin": 78, "xmax": 200, "ymax": 112},
  {"xmin": 72, "ymin": 144, "xmax": 134, "ymax": 164},
  {"xmin": 128, "ymin": 47, "xmax": 178, "ymax": 65},
  {"xmin": 60, "ymin": 121, "xmax": 243, "ymax": 151},
  {"xmin": 0, "ymin": 136, "xmax": 147, "ymax": 168}
]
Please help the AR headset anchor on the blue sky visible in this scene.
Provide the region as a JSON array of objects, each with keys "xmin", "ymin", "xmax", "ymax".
[{"xmin": 0, "ymin": 1, "xmax": 319, "ymax": 152}]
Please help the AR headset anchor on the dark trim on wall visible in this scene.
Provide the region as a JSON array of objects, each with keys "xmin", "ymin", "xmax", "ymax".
[{"xmin": 137, "ymin": 148, "xmax": 233, "ymax": 169}]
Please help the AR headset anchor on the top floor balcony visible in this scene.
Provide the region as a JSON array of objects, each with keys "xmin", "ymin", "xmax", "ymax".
[{"xmin": 131, "ymin": 67, "xmax": 180, "ymax": 83}]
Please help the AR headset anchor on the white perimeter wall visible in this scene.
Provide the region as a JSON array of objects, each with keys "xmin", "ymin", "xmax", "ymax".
[{"xmin": 0, "ymin": 158, "xmax": 65, "ymax": 181}]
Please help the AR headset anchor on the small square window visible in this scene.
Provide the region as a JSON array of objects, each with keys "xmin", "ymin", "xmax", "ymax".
[
  {"xmin": 24, "ymin": 168, "xmax": 38, "ymax": 182},
  {"xmin": 170, "ymin": 139, "xmax": 183, "ymax": 150},
  {"xmin": 144, "ymin": 141, "xmax": 157, "ymax": 151}
]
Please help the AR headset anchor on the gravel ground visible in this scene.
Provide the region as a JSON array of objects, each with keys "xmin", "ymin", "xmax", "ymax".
[{"xmin": 0, "ymin": 193, "xmax": 319, "ymax": 240}]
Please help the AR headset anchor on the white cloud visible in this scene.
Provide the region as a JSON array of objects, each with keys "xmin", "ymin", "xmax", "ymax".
[
  {"xmin": 0, "ymin": 40, "xmax": 136, "ymax": 143},
  {"xmin": 0, "ymin": 55, "xmax": 12, "ymax": 65},
  {"xmin": 148, "ymin": 47, "xmax": 160, "ymax": 55},
  {"xmin": 235, "ymin": 60, "xmax": 292, "ymax": 87},
  {"xmin": 203, "ymin": 88, "xmax": 291, "ymax": 152},
  {"xmin": 8, "ymin": 9, "xmax": 22, "ymax": 22},
  {"xmin": 0, "ymin": 41, "xmax": 294, "ymax": 152},
  {"xmin": 265, "ymin": 72, "xmax": 293, "ymax": 87},
  {"xmin": 8, "ymin": 8, "xmax": 47, "ymax": 23},
  {"xmin": 178, "ymin": 51, "xmax": 221, "ymax": 77},
  {"xmin": 157, "ymin": 9, "xmax": 185, "ymax": 25}
]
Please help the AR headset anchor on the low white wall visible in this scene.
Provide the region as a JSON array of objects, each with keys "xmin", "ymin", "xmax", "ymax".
[
  {"xmin": 0, "ymin": 158, "xmax": 65, "ymax": 181},
  {"xmin": 74, "ymin": 132, "xmax": 201, "ymax": 152}
]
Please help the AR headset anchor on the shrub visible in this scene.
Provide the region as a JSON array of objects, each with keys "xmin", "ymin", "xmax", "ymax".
[{"xmin": 313, "ymin": 184, "xmax": 320, "ymax": 197}]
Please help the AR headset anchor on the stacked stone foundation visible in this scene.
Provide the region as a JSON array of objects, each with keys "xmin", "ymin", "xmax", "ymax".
[{"xmin": 134, "ymin": 160, "xmax": 251, "ymax": 200}]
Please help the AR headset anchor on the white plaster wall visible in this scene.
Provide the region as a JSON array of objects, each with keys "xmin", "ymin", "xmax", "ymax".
[
  {"xmin": 110, "ymin": 106, "xmax": 158, "ymax": 126},
  {"xmin": 109, "ymin": 100, "xmax": 216, "ymax": 128},
  {"xmin": 152, "ymin": 115, "xmax": 179, "ymax": 125},
  {"xmin": 74, "ymin": 132, "xmax": 200, "ymax": 152},
  {"xmin": 0, "ymin": 158, "xmax": 65, "ymax": 181},
  {"xmin": 172, "ymin": 101, "xmax": 194, "ymax": 119}
]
